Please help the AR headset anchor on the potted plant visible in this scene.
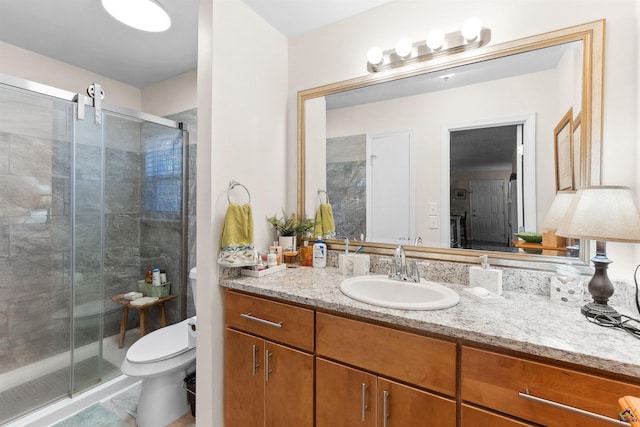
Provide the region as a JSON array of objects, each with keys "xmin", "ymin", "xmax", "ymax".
[{"xmin": 266, "ymin": 211, "xmax": 314, "ymax": 250}]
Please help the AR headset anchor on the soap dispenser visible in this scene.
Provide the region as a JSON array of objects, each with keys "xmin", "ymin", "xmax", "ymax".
[{"xmin": 469, "ymin": 255, "xmax": 503, "ymax": 295}]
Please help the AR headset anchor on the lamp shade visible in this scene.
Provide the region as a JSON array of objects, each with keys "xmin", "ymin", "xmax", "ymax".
[
  {"xmin": 541, "ymin": 190, "xmax": 575, "ymax": 231},
  {"xmin": 556, "ymin": 186, "xmax": 640, "ymax": 243}
]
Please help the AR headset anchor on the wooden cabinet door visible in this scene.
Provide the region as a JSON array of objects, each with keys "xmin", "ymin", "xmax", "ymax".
[
  {"xmin": 264, "ymin": 340, "xmax": 314, "ymax": 427},
  {"xmin": 316, "ymin": 358, "xmax": 377, "ymax": 427},
  {"xmin": 377, "ymin": 377, "xmax": 456, "ymax": 427},
  {"xmin": 225, "ymin": 329, "xmax": 264, "ymax": 427}
]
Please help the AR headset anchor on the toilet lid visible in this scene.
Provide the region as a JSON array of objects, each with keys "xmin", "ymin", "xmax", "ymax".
[{"xmin": 127, "ymin": 320, "xmax": 190, "ymax": 363}]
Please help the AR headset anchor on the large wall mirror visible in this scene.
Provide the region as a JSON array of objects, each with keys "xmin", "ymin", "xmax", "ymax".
[{"xmin": 297, "ymin": 20, "xmax": 604, "ymax": 270}]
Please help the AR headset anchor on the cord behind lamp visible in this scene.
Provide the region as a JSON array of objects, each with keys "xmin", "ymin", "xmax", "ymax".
[{"xmin": 556, "ymin": 186, "xmax": 640, "ymax": 319}]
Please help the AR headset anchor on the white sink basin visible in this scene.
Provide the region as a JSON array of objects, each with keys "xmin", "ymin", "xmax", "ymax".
[{"xmin": 340, "ymin": 275, "xmax": 460, "ymax": 310}]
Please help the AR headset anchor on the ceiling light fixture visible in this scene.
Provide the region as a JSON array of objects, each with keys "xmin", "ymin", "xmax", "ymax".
[
  {"xmin": 367, "ymin": 18, "xmax": 491, "ymax": 72},
  {"xmin": 101, "ymin": 0, "xmax": 171, "ymax": 32}
]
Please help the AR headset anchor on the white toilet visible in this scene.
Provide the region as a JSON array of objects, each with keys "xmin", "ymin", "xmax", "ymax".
[{"xmin": 121, "ymin": 267, "xmax": 198, "ymax": 427}]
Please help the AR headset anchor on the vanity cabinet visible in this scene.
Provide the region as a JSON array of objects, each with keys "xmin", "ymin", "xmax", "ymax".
[
  {"xmin": 223, "ymin": 288, "xmax": 640, "ymax": 427},
  {"xmin": 224, "ymin": 291, "xmax": 314, "ymax": 427},
  {"xmin": 461, "ymin": 346, "xmax": 640, "ymax": 427},
  {"xmin": 317, "ymin": 357, "xmax": 456, "ymax": 427},
  {"xmin": 315, "ymin": 312, "xmax": 456, "ymax": 426}
]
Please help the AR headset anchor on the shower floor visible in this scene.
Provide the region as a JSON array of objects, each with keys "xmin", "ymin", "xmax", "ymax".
[
  {"xmin": 0, "ymin": 329, "xmax": 138, "ymax": 426},
  {"xmin": 0, "ymin": 357, "xmax": 118, "ymax": 423}
]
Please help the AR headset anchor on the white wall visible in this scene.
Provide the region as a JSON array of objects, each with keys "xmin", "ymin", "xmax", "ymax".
[
  {"xmin": 288, "ymin": 0, "xmax": 639, "ymax": 279},
  {"xmin": 197, "ymin": 0, "xmax": 288, "ymax": 425},
  {"xmin": 1, "ymin": 41, "xmax": 198, "ymax": 117},
  {"xmin": 0, "ymin": 41, "xmax": 142, "ymax": 110},
  {"xmin": 142, "ymin": 70, "xmax": 197, "ymax": 116}
]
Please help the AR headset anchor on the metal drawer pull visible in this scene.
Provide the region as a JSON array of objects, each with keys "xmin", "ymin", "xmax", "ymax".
[
  {"xmin": 251, "ymin": 344, "xmax": 259, "ymax": 376},
  {"xmin": 265, "ymin": 349, "xmax": 273, "ymax": 382},
  {"xmin": 518, "ymin": 390, "xmax": 628, "ymax": 426},
  {"xmin": 361, "ymin": 383, "xmax": 368, "ymax": 422},
  {"xmin": 240, "ymin": 312, "xmax": 283, "ymax": 328},
  {"xmin": 383, "ymin": 390, "xmax": 390, "ymax": 427}
]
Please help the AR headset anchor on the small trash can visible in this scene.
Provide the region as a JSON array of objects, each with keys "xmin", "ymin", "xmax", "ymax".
[{"xmin": 184, "ymin": 372, "xmax": 196, "ymax": 417}]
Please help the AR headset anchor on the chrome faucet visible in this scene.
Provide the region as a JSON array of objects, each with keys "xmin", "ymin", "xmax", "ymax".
[{"xmin": 388, "ymin": 245, "xmax": 420, "ymax": 282}]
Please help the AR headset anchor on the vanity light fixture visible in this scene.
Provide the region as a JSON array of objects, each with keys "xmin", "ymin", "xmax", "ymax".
[
  {"xmin": 426, "ymin": 29, "xmax": 445, "ymax": 50},
  {"xmin": 395, "ymin": 38, "xmax": 414, "ymax": 58},
  {"xmin": 367, "ymin": 17, "xmax": 491, "ymax": 72},
  {"xmin": 461, "ymin": 17, "xmax": 483, "ymax": 41},
  {"xmin": 556, "ymin": 186, "xmax": 640, "ymax": 319},
  {"xmin": 101, "ymin": 0, "xmax": 171, "ymax": 32}
]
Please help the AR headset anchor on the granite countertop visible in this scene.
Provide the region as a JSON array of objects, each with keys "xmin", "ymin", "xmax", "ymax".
[{"xmin": 220, "ymin": 266, "xmax": 640, "ymax": 379}]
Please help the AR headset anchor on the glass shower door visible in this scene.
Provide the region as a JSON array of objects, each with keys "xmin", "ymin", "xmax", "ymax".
[
  {"xmin": 0, "ymin": 84, "xmax": 75, "ymax": 422},
  {"xmin": 72, "ymin": 104, "xmax": 106, "ymax": 393},
  {"xmin": 71, "ymin": 106, "xmax": 187, "ymax": 393}
]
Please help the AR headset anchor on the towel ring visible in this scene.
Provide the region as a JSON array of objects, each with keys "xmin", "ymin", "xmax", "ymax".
[
  {"xmin": 227, "ymin": 181, "xmax": 251, "ymax": 204},
  {"xmin": 317, "ymin": 189, "xmax": 330, "ymax": 204}
]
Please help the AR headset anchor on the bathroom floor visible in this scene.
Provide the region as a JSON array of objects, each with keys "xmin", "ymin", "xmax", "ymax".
[{"xmin": 52, "ymin": 382, "xmax": 196, "ymax": 427}]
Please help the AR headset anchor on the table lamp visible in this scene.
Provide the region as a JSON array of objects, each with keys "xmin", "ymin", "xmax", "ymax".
[
  {"xmin": 556, "ymin": 186, "xmax": 640, "ymax": 318},
  {"xmin": 541, "ymin": 190, "xmax": 576, "ymax": 248}
]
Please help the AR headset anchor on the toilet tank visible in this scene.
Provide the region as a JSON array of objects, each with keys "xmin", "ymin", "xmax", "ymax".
[{"xmin": 189, "ymin": 267, "xmax": 197, "ymax": 306}]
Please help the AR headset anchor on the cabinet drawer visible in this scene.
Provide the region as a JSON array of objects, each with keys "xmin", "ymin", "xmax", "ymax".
[
  {"xmin": 461, "ymin": 346, "xmax": 640, "ymax": 426},
  {"xmin": 461, "ymin": 404, "xmax": 535, "ymax": 427},
  {"xmin": 316, "ymin": 312, "xmax": 456, "ymax": 396},
  {"xmin": 225, "ymin": 291, "xmax": 314, "ymax": 351}
]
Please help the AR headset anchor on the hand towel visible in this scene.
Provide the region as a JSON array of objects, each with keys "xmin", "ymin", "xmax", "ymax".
[
  {"xmin": 314, "ymin": 203, "xmax": 336, "ymax": 239},
  {"xmin": 218, "ymin": 203, "xmax": 257, "ymax": 266}
]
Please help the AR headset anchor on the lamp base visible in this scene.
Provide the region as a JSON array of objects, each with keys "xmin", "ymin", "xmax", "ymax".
[{"xmin": 580, "ymin": 301, "xmax": 620, "ymax": 320}]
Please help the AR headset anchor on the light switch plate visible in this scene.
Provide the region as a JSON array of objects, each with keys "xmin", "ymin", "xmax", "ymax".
[
  {"xmin": 429, "ymin": 202, "xmax": 438, "ymax": 214},
  {"xmin": 428, "ymin": 215, "xmax": 438, "ymax": 229}
]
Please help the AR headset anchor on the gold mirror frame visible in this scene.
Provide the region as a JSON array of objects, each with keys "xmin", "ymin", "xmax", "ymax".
[{"xmin": 297, "ymin": 20, "xmax": 604, "ymax": 271}]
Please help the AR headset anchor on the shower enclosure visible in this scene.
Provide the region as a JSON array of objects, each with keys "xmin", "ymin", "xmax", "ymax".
[{"xmin": 0, "ymin": 75, "xmax": 189, "ymax": 424}]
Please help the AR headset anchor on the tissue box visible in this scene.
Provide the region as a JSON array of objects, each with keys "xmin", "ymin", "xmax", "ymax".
[{"xmin": 138, "ymin": 280, "xmax": 171, "ymax": 297}]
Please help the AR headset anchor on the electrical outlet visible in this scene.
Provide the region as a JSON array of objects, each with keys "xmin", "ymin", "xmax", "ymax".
[
  {"xmin": 429, "ymin": 202, "xmax": 438, "ymax": 215},
  {"xmin": 429, "ymin": 215, "xmax": 439, "ymax": 229}
]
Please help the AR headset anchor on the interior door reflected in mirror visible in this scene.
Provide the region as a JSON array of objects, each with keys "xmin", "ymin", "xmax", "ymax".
[{"xmin": 299, "ymin": 20, "xmax": 605, "ymax": 268}]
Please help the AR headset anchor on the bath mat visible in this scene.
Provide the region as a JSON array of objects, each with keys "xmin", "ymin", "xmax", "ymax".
[{"xmin": 53, "ymin": 404, "xmax": 130, "ymax": 427}]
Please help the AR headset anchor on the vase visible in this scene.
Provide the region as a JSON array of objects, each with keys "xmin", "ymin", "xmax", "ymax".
[{"xmin": 278, "ymin": 235, "xmax": 296, "ymax": 251}]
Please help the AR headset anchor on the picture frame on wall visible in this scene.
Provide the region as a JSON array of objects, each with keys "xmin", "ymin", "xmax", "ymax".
[
  {"xmin": 554, "ymin": 108, "xmax": 574, "ymax": 191},
  {"xmin": 572, "ymin": 112, "xmax": 582, "ymax": 189},
  {"xmin": 454, "ymin": 189, "xmax": 466, "ymax": 199}
]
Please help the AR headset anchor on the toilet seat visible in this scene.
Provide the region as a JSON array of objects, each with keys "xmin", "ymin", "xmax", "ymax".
[{"xmin": 127, "ymin": 319, "xmax": 190, "ymax": 364}]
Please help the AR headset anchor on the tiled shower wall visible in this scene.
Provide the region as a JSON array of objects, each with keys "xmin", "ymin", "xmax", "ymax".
[{"xmin": 326, "ymin": 134, "xmax": 366, "ymax": 240}]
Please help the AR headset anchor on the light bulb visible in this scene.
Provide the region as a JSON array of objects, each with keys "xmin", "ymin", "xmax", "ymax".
[
  {"xmin": 426, "ymin": 29, "xmax": 445, "ymax": 50},
  {"xmin": 395, "ymin": 38, "xmax": 413, "ymax": 58},
  {"xmin": 102, "ymin": 0, "xmax": 171, "ymax": 32},
  {"xmin": 461, "ymin": 17, "xmax": 482, "ymax": 41},
  {"xmin": 367, "ymin": 46, "xmax": 384, "ymax": 66}
]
